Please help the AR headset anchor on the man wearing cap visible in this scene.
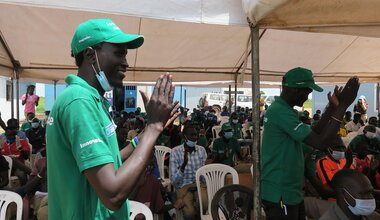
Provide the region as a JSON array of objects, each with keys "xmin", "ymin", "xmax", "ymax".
[
  {"xmin": 261, "ymin": 67, "xmax": 360, "ymax": 220},
  {"xmin": 211, "ymin": 122, "xmax": 242, "ymax": 166},
  {"xmin": 47, "ymin": 19, "xmax": 179, "ymax": 220}
]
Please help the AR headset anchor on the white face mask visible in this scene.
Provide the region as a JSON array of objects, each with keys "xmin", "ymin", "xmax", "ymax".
[
  {"xmin": 135, "ymin": 128, "xmax": 140, "ymax": 132},
  {"xmin": 224, "ymin": 132, "xmax": 233, "ymax": 139},
  {"xmin": 344, "ymin": 188, "xmax": 376, "ymax": 216},
  {"xmin": 232, "ymin": 119, "xmax": 238, "ymax": 124},
  {"xmin": 365, "ymin": 132, "xmax": 376, "ymax": 139},
  {"xmin": 329, "ymin": 148, "xmax": 345, "ymax": 160},
  {"xmin": 91, "ymin": 50, "xmax": 114, "ymax": 92},
  {"xmin": 31, "ymin": 122, "xmax": 39, "ymax": 128}
]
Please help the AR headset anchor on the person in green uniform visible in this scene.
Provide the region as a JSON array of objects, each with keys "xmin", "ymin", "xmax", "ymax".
[
  {"xmin": 349, "ymin": 125, "xmax": 380, "ymax": 153},
  {"xmin": 21, "ymin": 112, "xmax": 35, "ymax": 132},
  {"xmin": 230, "ymin": 112, "xmax": 243, "ymax": 139},
  {"xmin": 46, "ymin": 19, "xmax": 180, "ymax": 220},
  {"xmin": 211, "ymin": 122, "xmax": 241, "ymax": 166},
  {"xmin": 261, "ymin": 67, "xmax": 360, "ymax": 220}
]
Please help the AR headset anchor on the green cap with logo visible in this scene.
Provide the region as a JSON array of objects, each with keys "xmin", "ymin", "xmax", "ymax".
[
  {"xmin": 282, "ymin": 67, "xmax": 323, "ymax": 92},
  {"xmin": 222, "ymin": 122, "xmax": 233, "ymax": 131},
  {"xmin": 71, "ymin": 19, "xmax": 144, "ymax": 56}
]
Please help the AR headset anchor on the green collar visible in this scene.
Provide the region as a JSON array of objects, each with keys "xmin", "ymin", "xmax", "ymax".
[
  {"xmin": 65, "ymin": 74, "xmax": 109, "ymax": 107},
  {"xmin": 274, "ymin": 96, "xmax": 294, "ymax": 111}
]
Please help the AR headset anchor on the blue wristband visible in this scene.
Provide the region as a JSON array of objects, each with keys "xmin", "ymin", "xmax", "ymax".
[{"xmin": 131, "ymin": 137, "xmax": 139, "ymax": 148}]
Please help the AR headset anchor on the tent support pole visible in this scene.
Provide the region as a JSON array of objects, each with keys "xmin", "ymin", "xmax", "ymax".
[
  {"xmin": 234, "ymin": 73, "xmax": 237, "ymax": 112},
  {"xmin": 251, "ymin": 24, "xmax": 261, "ymax": 219},
  {"xmin": 180, "ymin": 85, "xmax": 183, "ymax": 106},
  {"xmin": 11, "ymin": 77, "xmax": 14, "ymax": 119},
  {"xmin": 15, "ymin": 70, "xmax": 20, "ymax": 122},
  {"xmin": 53, "ymin": 80, "xmax": 58, "ymax": 101},
  {"xmin": 184, "ymin": 89, "xmax": 187, "ymax": 109},
  {"xmin": 228, "ymin": 85, "xmax": 232, "ymax": 113}
]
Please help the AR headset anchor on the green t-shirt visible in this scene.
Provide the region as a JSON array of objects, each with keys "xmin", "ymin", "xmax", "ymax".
[
  {"xmin": 231, "ymin": 122, "xmax": 243, "ymax": 139},
  {"xmin": 21, "ymin": 122, "xmax": 32, "ymax": 132},
  {"xmin": 349, "ymin": 134, "xmax": 380, "ymax": 153},
  {"xmin": 261, "ymin": 96, "xmax": 312, "ymax": 205},
  {"xmin": 46, "ymin": 75, "xmax": 130, "ymax": 220},
  {"xmin": 212, "ymin": 137, "xmax": 240, "ymax": 166}
]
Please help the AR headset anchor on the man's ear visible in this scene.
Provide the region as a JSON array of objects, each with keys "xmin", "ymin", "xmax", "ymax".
[{"xmin": 83, "ymin": 47, "xmax": 96, "ymax": 65}]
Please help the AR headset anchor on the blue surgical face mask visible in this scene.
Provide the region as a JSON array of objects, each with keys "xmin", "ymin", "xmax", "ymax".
[
  {"xmin": 185, "ymin": 136, "xmax": 196, "ymax": 147},
  {"xmin": 224, "ymin": 132, "xmax": 233, "ymax": 139},
  {"xmin": 91, "ymin": 50, "xmax": 113, "ymax": 92},
  {"xmin": 344, "ymin": 188, "xmax": 376, "ymax": 216}
]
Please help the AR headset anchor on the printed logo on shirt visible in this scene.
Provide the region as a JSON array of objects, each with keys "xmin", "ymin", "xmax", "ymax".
[
  {"xmin": 80, "ymin": 138, "xmax": 103, "ymax": 148},
  {"xmin": 105, "ymin": 122, "xmax": 116, "ymax": 137},
  {"xmin": 264, "ymin": 117, "xmax": 268, "ymax": 123},
  {"xmin": 46, "ymin": 116, "xmax": 54, "ymax": 126}
]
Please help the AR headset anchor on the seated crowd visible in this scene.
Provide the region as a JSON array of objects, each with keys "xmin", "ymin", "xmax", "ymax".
[{"xmin": 3, "ymin": 96, "xmax": 380, "ymax": 220}]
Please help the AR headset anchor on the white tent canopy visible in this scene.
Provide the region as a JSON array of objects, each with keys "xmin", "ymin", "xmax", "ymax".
[{"xmin": 1, "ymin": 0, "xmax": 380, "ymax": 85}]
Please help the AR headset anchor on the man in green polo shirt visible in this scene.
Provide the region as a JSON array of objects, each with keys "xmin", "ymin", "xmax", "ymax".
[
  {"xmin": 261, "ymin": 67, "xmax": 360, "ymax": 220},
  {"xmin": 47, "ymin": 19, "xmax": 179, "ymax": 220},
  {"xmin": 212, "ymin": 122, "xmax": 241, "ymax": 166}
]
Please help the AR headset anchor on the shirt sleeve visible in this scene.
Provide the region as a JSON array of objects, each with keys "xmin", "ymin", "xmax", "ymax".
[
  {"xmin": 169, "ymin": 148, "xmax": 184, "ymax": 188},
  {"xmin": 275, "ymin": 110, "xmax": 312, "ymax": 142},
  {"xmin": 63, "ymin": 99, "xmax": 114, "ymax": 172},
  {"xmin": 21, "ymin": 94, "xmax": 26, "ymax": 101}
]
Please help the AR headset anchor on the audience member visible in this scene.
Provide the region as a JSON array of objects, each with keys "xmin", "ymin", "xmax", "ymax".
[
  {"xmin": 21, "ymin": 112, "xmax": 35, "ymax": 132},
  {"xmin": 358, "ymin": 117, "xmax": 380, "ymax": 139},
  {"xmin": 316, "ymin": 136, "xmax": 353, "ymax": 187},
  {"xmin": 343, "ymin": 111, "xmax": 352, "ymax": 125},
  {"xmin": 0, "ymin": 155, "xmax": 9, "ymax": 189},
  {"xmin": 127, "ymin": 117, "xmax": 144, "ymax": 141},
  {"xmin": 349, "ymin": 125, "xmax": 380, "ymax": 154},
  {"xmin": 1, "ymin": 118, "xmax": 27, "ymax": 140},
  {"xmin": 345, "ymin": 113, "xmax": 364, "ymax": 133},
  {"xmin": 230, "ymin": 112, "xmax": 243, "ymax": 139},
  {"xmin": 320, "ymin": 169, "xmax": 380, "ymax": 220},
  {"xmin": 221, "ymin": 106, "xmax": 229, "ymax": 117},
  {"xmin": 204, "ymin": 111, "xmax": 218, "ymax": 140},
  {"xmin": 169, "ymin": 123, "xmax": 208, "ymax": 220},
  {"xmin": 212, "ymin": 122, "xmax": 241, "ymax": 166},
  {"xmin": 26, "ymin": 118, "xmax": 46, "ymax": 153}
]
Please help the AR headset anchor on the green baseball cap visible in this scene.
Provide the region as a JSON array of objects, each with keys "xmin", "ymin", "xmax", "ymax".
[
  {"xmin": 222, "ymin": 122, "xmax": 233, "ymax": 131},
  {"xmin": 71, "ymin": 19, "xmax": 144, "ymax": 56},
  {"xmin": 283, "ymin": 67, "xmax": 323, "ymax": 92}
]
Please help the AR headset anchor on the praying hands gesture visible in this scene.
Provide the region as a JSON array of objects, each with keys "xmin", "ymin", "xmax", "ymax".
[{"xmin": 328, "ymin": 77, "xmax": 360, "ymax": 108}]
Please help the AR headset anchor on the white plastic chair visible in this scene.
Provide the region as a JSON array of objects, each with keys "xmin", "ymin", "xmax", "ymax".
[
  {"xmin": 212, "ymin": 126, "xmax": 222, "ymax": 140},
  {"xmin": 3, "ymin": 156, "xmax": 12, "ymax": 187},
  {"xmin": 196, "ymin": 164, "xmax": 239, "ymax": 220},
  {"xmin": 154, "ymin": 146, "xmax": 171, "ymax": 190},
  {"xmin": 129, "ymin": 200, "xmax": 153, "ymax": 220},
  {"xmin": 0, "ymin": 190, "xmax": 23, "ymax": 220}
]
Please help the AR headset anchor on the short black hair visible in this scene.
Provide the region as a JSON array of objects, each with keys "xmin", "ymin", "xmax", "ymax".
[
  {"xmin": 71, "ymin": 42, "xmax": 104, "ymax": 67},
  {"xmin": 331, "ymin": 169, "xmax": 365, "ymax": 190},
  {"xmin": 183, "ymin": 123, "xmax": 199, "ymax": 135}
]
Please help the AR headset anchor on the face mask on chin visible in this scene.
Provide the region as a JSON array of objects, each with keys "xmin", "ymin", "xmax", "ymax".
[
  {"xmin": 344, "ymin": 188, "xmax": 376, "ymax": 216},
  {"xmin": 91, "ymin": 50, "xmax": 113, "ymax": 92},
  {"xmin": 224, "ymin": 132, "xmax": 233, "ymax": 139},
  {"xmin": 232, "ymin": 119, "xmax": 238, "ymax": 124},
  {"xmin": 31, "ymin": 122, "xmax": 39, "ymax": 128},
  {"xmin": 365, "ymin": 132, "xmax": 376, "ymax": 139},
  {"xmin": 328, "ymin": 148, "xmax": 345, "ymax": 160}
]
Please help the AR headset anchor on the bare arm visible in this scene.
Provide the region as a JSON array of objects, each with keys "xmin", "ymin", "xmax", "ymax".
[
  {"xmin": 84, "ymin": 73, "xmax": 180, "ymax": 211},
  {"xmin": 304, "ymin": 77, "xmax": 360, "ymax": 150},
  {"xmin": 22, "ymin": 94, "xmax": 27, "ymax": 105},
  {"xmin": 0, "ymin": 116, "xmax": 6, "ymax": 130},
  {"xmin": 36, "ymin": 97, "xmax": 39, "ymax": 107}
]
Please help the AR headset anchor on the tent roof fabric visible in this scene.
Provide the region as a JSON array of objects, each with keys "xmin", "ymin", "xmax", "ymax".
[{"xmin": 0, "ymin": 1, "xmax": 380, "ymax": 85}]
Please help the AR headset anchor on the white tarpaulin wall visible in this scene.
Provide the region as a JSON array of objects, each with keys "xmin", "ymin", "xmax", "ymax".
[{"xmin": 0, "ymin": 0, "xmax": 380, "ymax": 85}]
